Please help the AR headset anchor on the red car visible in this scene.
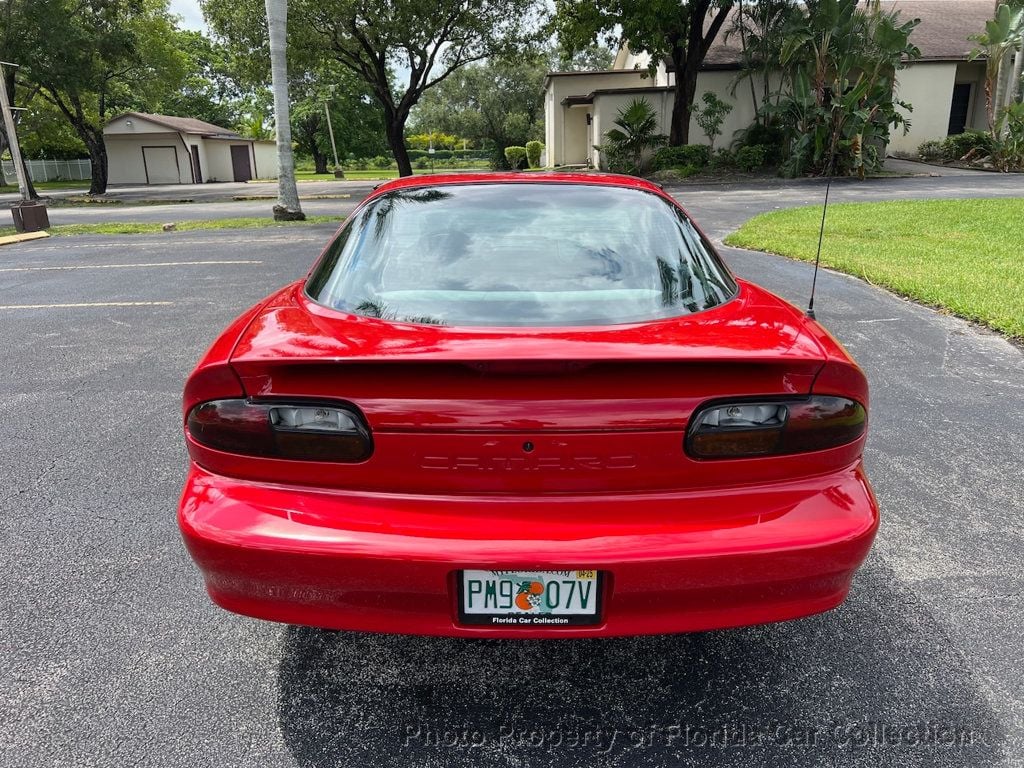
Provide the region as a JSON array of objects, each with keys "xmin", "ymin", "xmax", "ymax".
[{"xmin": 179, "ymin": 173, "xmax": 878, "ymax": 638}]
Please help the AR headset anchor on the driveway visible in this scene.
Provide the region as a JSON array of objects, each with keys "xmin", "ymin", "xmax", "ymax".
[{"xmin": 1, "ymin": 176, "xmax": 1022, "ymax": 767}]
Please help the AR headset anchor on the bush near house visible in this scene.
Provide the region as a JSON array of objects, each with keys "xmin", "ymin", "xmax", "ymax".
[
  {"xmin": 941, "ymin": 130, "xmax": 996, "ymax": 160},
  {"xmin": 504, "ymin": 145, "xmax": 528, "ymax": 169},
  {"xmin": 652, "ymin": 145, "xmax": 711, "ymax": 171},
  {"xmin": 525, "ymin": 140, "xmax": 544, "ymax": 168},
  {"xmin": 916, "ymin": 140, "xmax": 944, "ymax": 162},
  {"xmin": 735, "ymin": 145, "xmax": 769, "ymax": 171}
]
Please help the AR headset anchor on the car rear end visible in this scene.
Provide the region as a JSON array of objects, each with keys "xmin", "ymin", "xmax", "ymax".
[{"xmin": 178, "ymin": 175, "xmax": 878, "ymax": 637}]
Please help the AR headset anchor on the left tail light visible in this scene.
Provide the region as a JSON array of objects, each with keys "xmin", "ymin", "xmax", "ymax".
[
  {"xmin": 187, "ymin": 399, "xmax": 372, "ymax": 462},
  {"xmin": 686, "ymin": 396, "xmax": 866, "ymax": 459}
]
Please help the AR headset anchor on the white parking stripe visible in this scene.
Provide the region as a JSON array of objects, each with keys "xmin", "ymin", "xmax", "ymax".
[
  {"xmin": 0, "ymin": 260, "xmax": 261, "ymax": 273},
  {"xmin": 0, "ymin": 301, "xmax": 174, "ymax": 310}
]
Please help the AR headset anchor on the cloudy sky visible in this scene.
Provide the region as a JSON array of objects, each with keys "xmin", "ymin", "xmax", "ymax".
[{"xmin": 169, "ymin": 0, "xmax": 206, "ymax": 31}]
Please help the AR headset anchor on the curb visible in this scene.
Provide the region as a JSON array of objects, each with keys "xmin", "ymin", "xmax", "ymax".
[{"xmin": 0, "ymin": 231, "xmax": 50, "ymax": 246}]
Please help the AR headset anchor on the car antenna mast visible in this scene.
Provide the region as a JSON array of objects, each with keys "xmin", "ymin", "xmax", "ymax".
[{"xmin": 806, "ymin": 172, "xmax": 833, "ymax": 321}]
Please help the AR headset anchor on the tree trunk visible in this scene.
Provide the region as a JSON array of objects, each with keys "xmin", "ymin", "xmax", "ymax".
[
  {"xmin": 264, "ymin": 0, "xmax": 304, "ymax": 220},
  {"xmin": 313, "ymin": 151, "xmax": 328, "ymax": 175},
  {"xmin": 385, "ymin": 115, "xmax": 413, "ymax": 176},
  {"xmin": 85, "ymin": 136, "xmax": 108, "ymax": 195},
  {"xmin": 669, "ymin": 57, "xmax": 699, "ymax": 146},
  {"xmin": 1007, "ymin": 45, "xmax": 1024, "ymax": 108}
]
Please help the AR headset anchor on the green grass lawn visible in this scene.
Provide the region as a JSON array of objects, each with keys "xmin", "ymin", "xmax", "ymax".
[
  {"xmin": 724, "ymin": 198, "xmax": 1024, "ymax": 339},
  {"xmin": 0, "ymin": 215, "xmax": 343, "ymax": 238}
]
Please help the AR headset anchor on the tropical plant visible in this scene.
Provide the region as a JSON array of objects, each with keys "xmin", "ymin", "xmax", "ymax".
[
  {"xmin": 598, "ymin": 98, "xmax": 666, "ymax": 174},
  {"xmin": 694, "ymin": 91, "xmax": 733, "ymax": 150},
  {"xmin": 727, "ymin": 0, "xmax": 799, "ymax": 120},
  {"xmin": 969, "ymin": 2, "xmax": 1024, "ymax": 138},
  {"xmin": 772, "ymin": 0, "xmax": 920, "ymax": 177}
]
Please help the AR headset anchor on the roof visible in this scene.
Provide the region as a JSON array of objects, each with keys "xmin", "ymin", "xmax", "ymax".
[
  {"xmin": 105, "ymin": 112, "xmax": 242, "ymax": 138},
  {"xmin": 655, "ymin": 0, "xmax": 995, "ymax": 72},
  {"xmin": 888, "ymin": 0, "xmax": 994, "ymax": 61}
]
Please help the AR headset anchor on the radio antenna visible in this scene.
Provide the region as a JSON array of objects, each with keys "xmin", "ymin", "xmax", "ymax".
[{"xmin": 807, "ymin": 174, "xmax": 833, "ymax": 320}]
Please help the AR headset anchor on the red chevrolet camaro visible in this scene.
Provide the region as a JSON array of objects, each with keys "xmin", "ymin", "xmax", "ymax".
[{"xmin": 178, "ymin": 172, "xmax": 878, "ymax": 638}]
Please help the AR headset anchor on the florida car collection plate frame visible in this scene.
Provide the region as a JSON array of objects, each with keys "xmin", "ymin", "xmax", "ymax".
[{"xmin": 458, "ymin": 569, "xmax": 604, "ymax": 627}]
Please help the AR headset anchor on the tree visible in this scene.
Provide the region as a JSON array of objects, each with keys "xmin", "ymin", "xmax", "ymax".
[
  {"xmin": 154, "ymin": 31, "xmax": 247, "ymax": 128},
  {"xmin": 409, "ymin": 55, "xmax": 548, "ymax": 167},
  {"xmin": 291, "ymin": 68, "xmax": 386, "ymax": 172},
  {"xmin": 300, "ymin": 0, "xmax": 544, "ymax": 175},
  {"xmin": 4, "ymin": 0, "xmax": 185, "ymax": 194},
  {"xmin": 970, "ymin": 2, "xmax": 1024, "ymax": 137},
  {"xmin": 694, "ymin": 91, "xmax": 732, "ymax": 149},
  {"xmin": 597, "ymin": 98, "xmax": 666, "ymax": 174},
  {"xmin": 554, "ymin": 0, "xmax": 734, "ymax": 145},
  {"xmin": 727, "ymin": 0, "xmax": 798, "ymax": 120},
  {"xmin": 264, "ymin": 0, "xmax": 303, "ymax": 219},
  {"xmin": 774, "ymin": 0, "xmax": 920, "ymax": 177}
]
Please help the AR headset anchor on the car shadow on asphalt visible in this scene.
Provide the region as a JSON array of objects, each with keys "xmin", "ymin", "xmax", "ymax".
[{"xmin": 275, "ymin": 561, "xmax": 1005, "ymax": 767}]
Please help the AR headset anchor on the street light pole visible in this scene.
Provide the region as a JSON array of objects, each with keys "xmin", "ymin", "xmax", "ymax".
[
  {"xmin": 0, "ymin": 60, "xmax": 47, "ymax": 232},
  {"xmin": 0, "ymin": 61, "xmax": 30, "ymax": 201},
  {"xmin": 323, "ymin": 100, "xmax": 340, "ymax": 170}
]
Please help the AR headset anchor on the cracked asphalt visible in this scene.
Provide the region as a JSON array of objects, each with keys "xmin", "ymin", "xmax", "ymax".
[{"xmin": 1, "ymin": 172, "xmax": 1022, "ymax": 767}]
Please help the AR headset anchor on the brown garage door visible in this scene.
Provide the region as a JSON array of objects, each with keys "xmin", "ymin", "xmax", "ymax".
[{"xmin": 230, "ymin": 145, "xmax": 253, "ymax": 182}]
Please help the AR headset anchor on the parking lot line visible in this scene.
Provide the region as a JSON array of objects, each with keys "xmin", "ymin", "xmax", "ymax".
[
  {"xmin": 0, "ymin": 301, "xmax": 174, "ymax": 309},
  {"xmin": 0, "ymin": 260, "xmax": 262, "ymax": 273}
]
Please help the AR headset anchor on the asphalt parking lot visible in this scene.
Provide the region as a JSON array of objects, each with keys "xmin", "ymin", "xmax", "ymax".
[{"xmin": 2, "ymin": 176, "xmax": 1023, "ymax": 767}]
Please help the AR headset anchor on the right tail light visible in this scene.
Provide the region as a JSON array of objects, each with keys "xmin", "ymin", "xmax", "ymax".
[{"xmin": 686, "ymin": 396, "xmax": 866, "ymax": 459}]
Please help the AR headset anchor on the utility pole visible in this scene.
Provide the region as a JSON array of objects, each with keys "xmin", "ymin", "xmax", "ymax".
[
  {"xmin": 0, "ymin": 61, "xmax": 47, "ymax": 231},
  {"xmin": 323, "ymin": 99, "xmax": 341, "ymax": 176}
]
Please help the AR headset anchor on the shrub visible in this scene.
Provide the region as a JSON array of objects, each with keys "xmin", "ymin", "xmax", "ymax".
[
  {"xmin": 732, "ymin": 121, "xmax": 786, "ymax": 164},
  {"xmin": 526, "ymin": 140, "xmax": 544, "ymax": 169},
  {"xmin": 652, "ymin": 145, "xmax": 710, "ymax": 171},
  {"xmin": 709, "ymin": 148, "xmax": 735, "ymax": 170},
  {"xmin": 941, "ymin": 131, "xmax": 995, "ymax": 161},
  {"xmin": 414, "ymin": 157, "xmax": 429, "ymax": 169},
  {"xmin": 504, "ymin": 145, "xmax": 528, "ymax": 169},
  {"xmin": 917, "ymin": 140, "xmax": 944, "ymax": 163},
  {"xmin": 735, "ymin": 145, "xmax": 768, "ymax": 171},
  {"xmin": 370, "ymin": 155, "xmax": 392, "ymax": 169},
  {"xmin": 693, "ymin": 91, "xmax": 733, "ymax": 151}
]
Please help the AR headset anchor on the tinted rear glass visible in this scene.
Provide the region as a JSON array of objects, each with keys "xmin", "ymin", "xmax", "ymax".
[{"xmin": 306, "ymin": 183, "xmax": 736, "ymax": 327}]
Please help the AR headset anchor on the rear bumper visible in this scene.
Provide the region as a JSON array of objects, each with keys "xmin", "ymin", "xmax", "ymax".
[{"xmin": 178, "ymin": 463, "xmax": 879, "ymax": 638}]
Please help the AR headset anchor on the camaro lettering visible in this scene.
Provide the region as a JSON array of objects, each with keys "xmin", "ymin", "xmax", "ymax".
[{"xmin": 419, "ymin": 455, "xmax": 637, "ymax": 471}]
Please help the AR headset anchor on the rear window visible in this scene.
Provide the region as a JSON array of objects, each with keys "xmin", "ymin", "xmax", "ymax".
[{"xmin": 305, "ymin": 183, "xmax": 736, "ymax": 327}]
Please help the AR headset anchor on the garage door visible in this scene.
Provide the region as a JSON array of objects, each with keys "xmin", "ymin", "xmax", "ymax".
[{"xmin": 142, "ymin": 146, "xmax": 181, "ymax": 184}]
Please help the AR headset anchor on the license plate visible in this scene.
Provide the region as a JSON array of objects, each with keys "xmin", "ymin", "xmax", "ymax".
[{"xmin": 458, "ymin": 570, "xmax": 603, "ymax": 627}]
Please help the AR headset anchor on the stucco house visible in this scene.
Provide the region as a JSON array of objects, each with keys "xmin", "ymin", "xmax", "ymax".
[
  {"xmin": 544, "ymin": 0, "xmax": 995, "ymax": 168},
  {"xmin": 103, "ymin": 112, "xmax": 278, "ymax": 184}
]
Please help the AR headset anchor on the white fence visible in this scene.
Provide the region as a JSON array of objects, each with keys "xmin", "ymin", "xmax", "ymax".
[{"xmin": 2, "ymin": 158, "xmax": 91, "ymax": 184}]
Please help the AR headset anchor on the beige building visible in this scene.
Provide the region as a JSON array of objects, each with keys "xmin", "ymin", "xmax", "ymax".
[
  {"xmin": 544, "ymin": 0, "xmax": 994, "ymax": 168},
  {"xmin": 104, "ymin": 113, "xmax": 278, "ymax": 184}
]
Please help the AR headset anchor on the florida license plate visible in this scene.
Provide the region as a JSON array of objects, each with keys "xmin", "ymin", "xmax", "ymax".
[{"xmin": 458, "ymin": 570, "xmax": 603, "ymax": 627}]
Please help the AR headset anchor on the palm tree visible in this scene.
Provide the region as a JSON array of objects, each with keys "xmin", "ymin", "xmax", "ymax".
[
  {"xmin": 264, "ymin": 0, "xmax": 304, "ymax": 221},
  {"xmin": 600, "ymin": 99, "xmax": 666, "ymax": 175}
]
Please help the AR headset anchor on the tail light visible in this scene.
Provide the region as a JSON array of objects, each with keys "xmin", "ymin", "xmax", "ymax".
[
  {"xmin": 187, "ymin": 399, "xmax": 372, "ymax": 462},
  {"xmin": 686, "ymin": 396, "xmax": 866, "ymax": 459}
]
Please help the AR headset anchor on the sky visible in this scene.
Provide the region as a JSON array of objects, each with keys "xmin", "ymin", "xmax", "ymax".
[{"xmin": 169, "ymin": 0, "xmax": 207, "ymax": 32}]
